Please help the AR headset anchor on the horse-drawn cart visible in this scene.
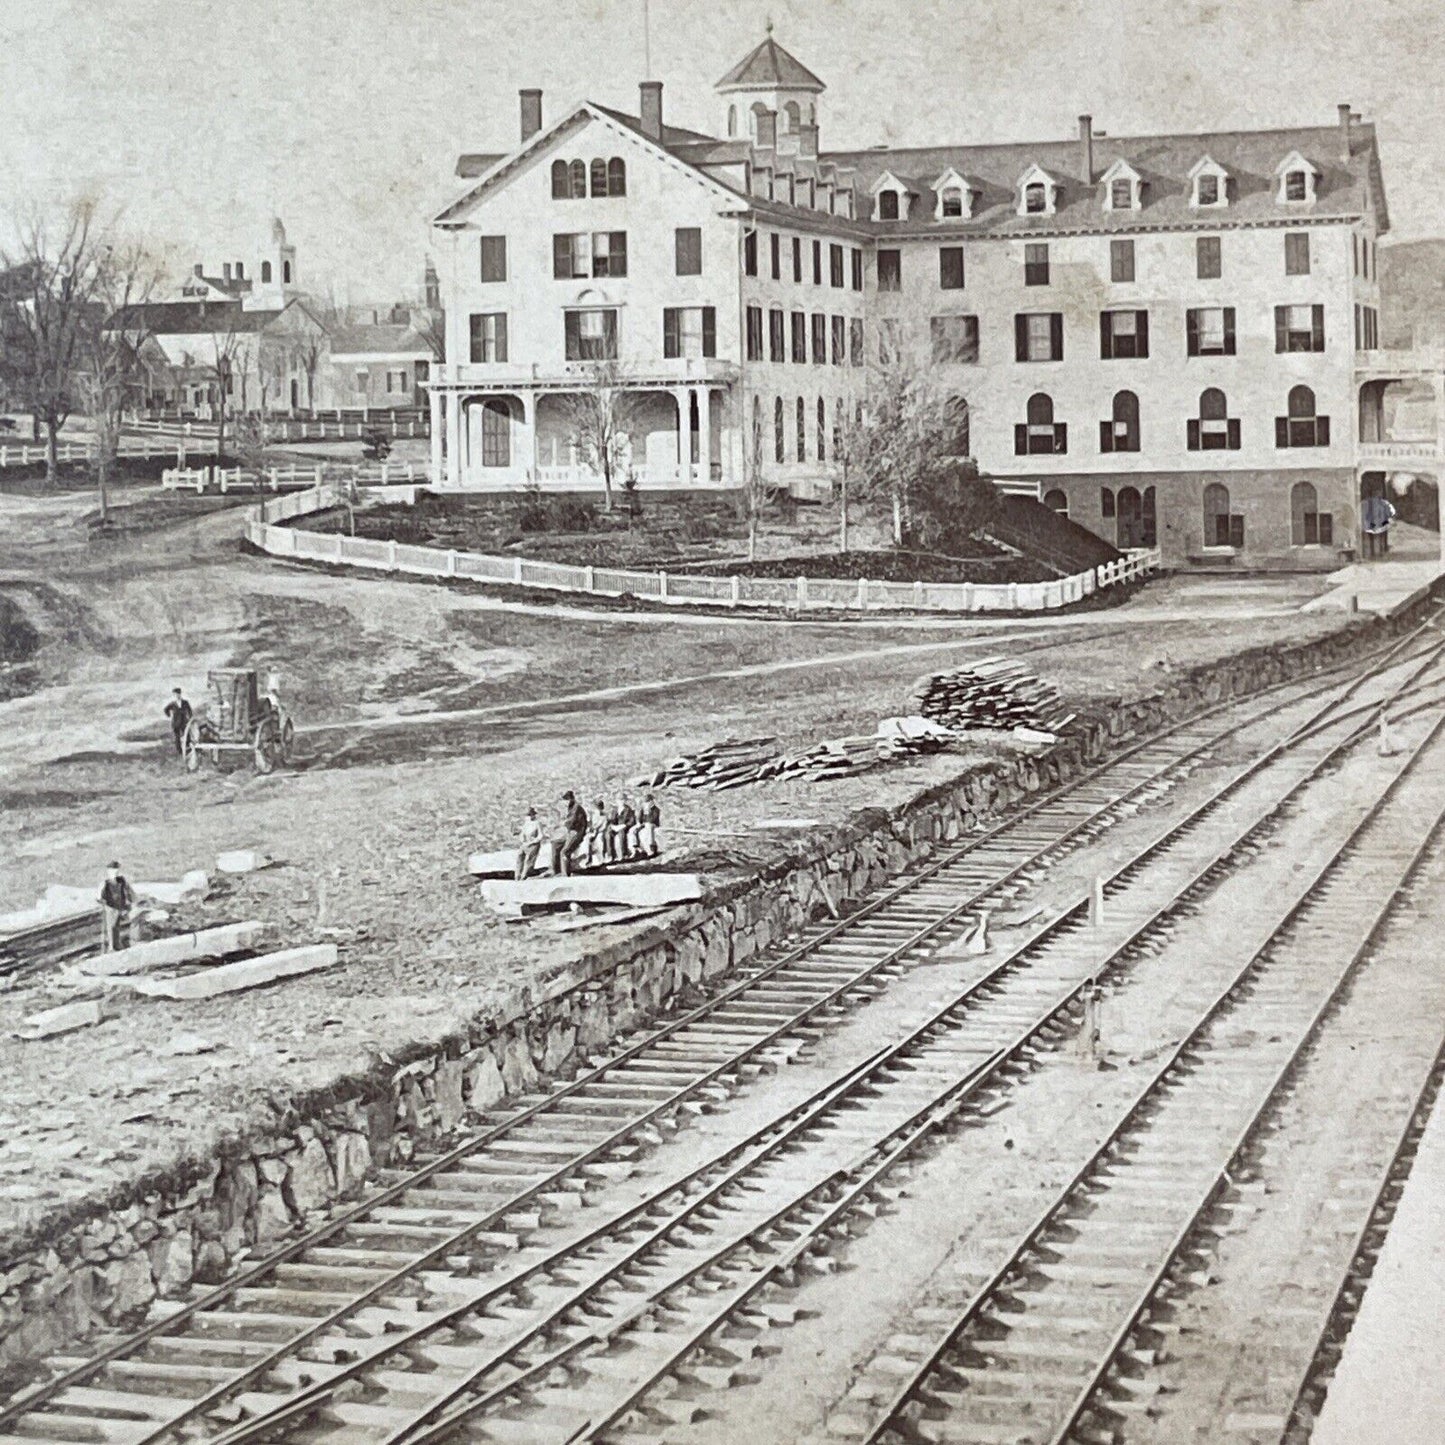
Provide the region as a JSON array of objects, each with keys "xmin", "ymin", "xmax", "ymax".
[{"xmin": 182, "ymin": 669, "xmax": 295, "ymax": 774}]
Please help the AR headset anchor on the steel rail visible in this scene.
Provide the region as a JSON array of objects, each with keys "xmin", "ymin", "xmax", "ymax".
[
  {"xmin": 2, "ymin": 627, "xmax": 1436, "ymax": 1441},
  {"xmin": 859, "ymin": 709, "xmax": 1445, "ymax": 1445}
]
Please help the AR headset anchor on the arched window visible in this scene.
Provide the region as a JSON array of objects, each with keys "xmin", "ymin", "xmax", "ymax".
[
  {"xmin": 945, "ymin": 396, "xmax": 970, "ymax": 457},
  {"xmin": 878, "ymin": 190, "xmax": 900, "ymax": 221},
  {"xmin": 1190, "ymin": 388, "xmax": 1238, "ymax": 451},
  {"xmin": 782, "ymin": 101, "xmax": 801, "ymax": 134},
  {"xmin": 1291, "ymin": 481, "xmax": 1334, "ymax": 545},
  {"xmin": 283, "ymin": 260, "xmax": 292, "ymax": 284},
  {"xmin": 1284, "ymin": 169, "xmax": 1309, "ymax": 202},
  {"xmin": 774, "ymin": 397, "xmax": 785, "ymax": 464},
  {"xmin": 796, "ymin": 397, "xmax": 807, "ymax": 462},
  {"xmin": 750, "ymin": 102, "xmax": 768, "ymax": 141},
  {"xmin": 569, "ymin": 160, "xmax": 587, "ymax": 198},
  {"xmin": 261, "ymin": 260, "xmax": 272, "ymax": 283},
  {"xmin": 751, "ymin": 395, "xmax": 763, "ymax": 458},
  {"xmin": 607, "ymin": 158, "xmax": 626, "ymax": 196},
  {"xmin": 1043, "ymin": 488, "xmax": 1068, "ymax": 516},
  {"xmin": 727, "ymin": 104, "xmax": 738, "ymax": 137},
  {"xmin": 1018, "ymin": 393, "xmax": 1063, "ymax": 455},
  {"xmin": 590, "ymin": 160, "xmax": 607, "ymax": 197},
  {"xmin": 1024, "ymin": 182, "xmax": 1047, "ymax": 214},
  {"xmin": 480, "ymin": 399, "xmax": 511, "ymax": 468},
  {"xmin": 817, "ymin": 397, "xmax": 827, "ymax": 462},
  {"xmin": 1203, "ymin": 481, "xmax": 1242, "ymax": 548},
  {"xmin": 834, "ymin": 397, "xmax": 844, "ymax": 459},
  {"xmin": 551, "ymin": 159, "xmax": 569, "ymax": 198},
  {"xmin": 1117, "ymin": 485, "xmax": 1145, "ymax": 548},
  {"xmin": 1279, "ymin": 383, "xmax": 1329, "ymax": 448},
  {"xmin": 1102, "ymin": 389, "xmax": 1140, "ymax": 453}
]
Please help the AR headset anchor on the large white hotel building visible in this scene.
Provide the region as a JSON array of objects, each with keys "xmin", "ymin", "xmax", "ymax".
[{"xmin": 427, "ymin": 33, "xmax": 1395, "ymax": 569}]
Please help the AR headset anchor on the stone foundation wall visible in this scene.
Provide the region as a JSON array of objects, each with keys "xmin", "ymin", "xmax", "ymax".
[{"xmin": 0, "ymin": 604, "xmax": 1421, "ymax": 1374}]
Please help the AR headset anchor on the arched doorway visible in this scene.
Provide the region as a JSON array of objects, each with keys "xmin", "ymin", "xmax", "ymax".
[{"xmin": 1116, "ymin": 486, "xmax": 1145, "ymax": 548}]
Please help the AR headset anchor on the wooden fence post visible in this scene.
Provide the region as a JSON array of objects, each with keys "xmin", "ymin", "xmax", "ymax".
[
  {"xmin": 387, "ymin": 539, "xmax": 398, "ymax": 571},
  {"xmin": 731, "ymin": 575, "xmax": 741, "ymax": 607},
  {"xmin": 659, "ymin": 571, "xmax": 669, "ymax": 602},
  {"xmin": 446, "ymin": 549, "xmax": 458, "ymax": 577},
  {"xmin": 1007, "ymin": 582, "xmax": 1019, "ymax": 609},
  {"xmin": 583, "ymin": 565, "xmax": 595, "ymax": 593},
  {"xmin": 796, "ymin": 575, "xmax": 808, "ymax": 610},
  {"xmin": 513, "ymin": 556, "xmax": 524, "ymax": 584}
]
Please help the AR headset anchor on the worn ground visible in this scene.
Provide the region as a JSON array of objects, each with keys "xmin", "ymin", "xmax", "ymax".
[{"xmin": 0, "ymin": 482, "xmax": 1354, "ymax": 1243}]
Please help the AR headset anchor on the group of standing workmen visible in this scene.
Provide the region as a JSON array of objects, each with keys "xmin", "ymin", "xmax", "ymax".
[{"xmin": 515, "ymin": 791, "xmax": 663, "ymax": 880}]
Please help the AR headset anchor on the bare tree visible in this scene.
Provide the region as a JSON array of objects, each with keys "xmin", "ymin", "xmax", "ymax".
[
  {"xmin": 0, "ymin": 200, "xmax": 113, "ymax": 486},
  {"xmin": 741, "ymin": 392, "xmax": 768, "ymax": 562},
  {"xmin": 556, "ymin": 359, "xmax": 647, "ymax": 513},
  {"xmin": 202, "ymin": 317, "xmax": 250, "ymax": 460},
  {"xmin": 76, "ymin": 239, "xmax": 164, "ymax": 521}
]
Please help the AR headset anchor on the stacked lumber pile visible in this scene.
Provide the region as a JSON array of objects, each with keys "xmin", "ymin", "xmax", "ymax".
[
  {"xmin": 632, "ymin": 717, "xmax": 954, "ymax": 791},
  {"xmin": 908, "ymin": 657, "xmax": 1074, "ymax": 736}
]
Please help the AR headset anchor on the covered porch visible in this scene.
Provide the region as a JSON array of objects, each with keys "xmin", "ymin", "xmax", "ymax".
[{"xmin": 428, "ymin": 362, "xmax": 737, "ymax": 492}]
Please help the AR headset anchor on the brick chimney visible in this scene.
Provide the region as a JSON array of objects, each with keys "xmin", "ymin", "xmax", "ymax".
[
  {"xmin": 799, "ymin": 122, "xmax": 819, "ymax": 159},
  {"xmin": 222, "ymin": 262, "xmax": 232, "ymax": 282},
  {"xmin": 1338, "ymin": 102, "xmax": 1353, "ymax": 160},
  {"xmin": 756, "ymin": 109, "xmax": 777, "ymax": 150},
  {"xmin": 520, "ymin": 88, "xmax": 543, "ymax": 143},
  {"xmin": 640, "ymin": 81, "xmax": 664, "ymax": 140},
  {"xmin": 192, "ymin": 263, "xmax": 203, "ymax": 278},
  {"xmin": 235, "ymin": 261, "xmax": 245, "ymax": 280},
  {"xmin": 1078, "ymin": 114, "xmax": 1094, "ymax": 183}
]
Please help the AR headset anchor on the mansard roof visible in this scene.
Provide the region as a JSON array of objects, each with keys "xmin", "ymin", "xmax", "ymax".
[
  {"xmin": 824, "ymin": 122, "xmax": 1387, "ymax": 234},
  {"xmin": 716, "ymin": 35, "xmax": 826, "ymax": 94}
]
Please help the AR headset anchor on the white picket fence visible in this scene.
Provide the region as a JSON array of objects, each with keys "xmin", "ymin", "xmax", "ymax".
[
  {"xmin": 162, "ymin": 464, "xmax": 325, "ymax": 494},
  {"xmin": 245, "ymin": 485, "xmax": 1161, "ymax": 613},
  {"xmin": 0, "ymin": 437, "xmax": 214, "ymax": 468}
]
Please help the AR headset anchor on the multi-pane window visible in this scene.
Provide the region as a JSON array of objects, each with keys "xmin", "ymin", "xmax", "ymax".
[
  {"xmin": 794, "ymin": 397, "xmax": 807, "ymax": 461},
  {"xmin": 564, "ymin": 308, "xmax": 618, "ymax": 361},
  {"xmin": 877, "ymin": 249, "xmax": 902, "ymax": 292},
  {"xmin": 1014, "ymin": 393, "xmax": 1066, "ymax": 455},
  {"xmin": 1110, "ymin": 238, "xmax": 1135, "ymax": 283},
  {"xmin": 817, "ymin": 397, "xmax": 827, "ymax": 462},
  {"xmin": 675, "ymin": 227, "xmax": 702, "ymax": 276},
  {"xmin": 939, "ymin": 246, "xmax": 965, "ymax": 290},
  {"xmin": 1196, "ymin": 235, "xmax": 1222, "ymax": 279},
  {"xmin": 1100, "ymin": 309, "xmax": 1149, "ymax": 359},
  {"xmin": 791, "ymin": 310, "xmax": 807, "ymax": 363},
  {"xmin": 831, "ymin": 315, "xmax": 846, "ymax": 366},
  {"xmin": 1110, "ymin": 178, "xmax": 1133, "ymax": 209},
  {"xmin": 1276, "ymin": 384, "xmax": 1330, "ymax": 447},
  {"xmin": 1099, "ymin": 390, "xmax": 1140, "ymax": 453},
  {"xmin": 769, "ymin": 308, "xmax": 785, "ymax": 363},
  {"xmin": 770, "ymin": 232, "xmax": 781, "ymax": 280},
  {"xmin": 849, "ymin": 318, "xmax": 864, "ymax": 366},
  {"xmin": 551, "ymin": 161, "xmax": 584, "ymax": 199},
  {"xmin": 479, "ymin": 399, "xmax": 511, "ymax": 467},
  {"xmin": 745, "ymin": 305, "xmax": 764, "ymax": 361},
  {"xmin": 939, "ymin": 188, "xmax": 964, "ymax": 218},
  {"xmin": 1015, "ymin": 312, "xmax": 1064, "ymax": 362},
  {"xmin": 1275, "ymin": 304, "xmax": 1325, "ymax": 352},
  {"xmin": 567, "ymin": 158, "xmax": 626, "ymax": 197},
  {"xmin": 774, "ymin": 397, "xmax": 785, "ymax": 463},
  {"xmin": 469, "ymin": 312, "xmax": 508, "ymax": 363},
  {"xmin": 830, "ymin": 244, "xmax": 845, "ymax": 288},
  {"xmin": 812, "ymin": 240, "xmax": 823, "ymax": 285},
  {"xmin": 1285, "ymin": 231, "xmax": 1311, "ymax": 276},
  {"xmin": 744, "ymin": 232, "xmax": 758, "ymax": 277},
  {"xmin": 662, "ymin": 307, "xmax": 717, "ymax": 359},
  {"xmin": 1292, "ymin": 481, "xmax": 1334, "ymax": 545},
  {"xmin": 1023, "ymin": 182, "xmax": 1047, "ymax": 214},
  {"xmin": 851, "ymin": 248, "xmax": 864, "ymax": 291},
  {"xmin": 1284, "ymin": 169, "xmax": 1309, "ymax": 201},
  {"xmin": 1196, "ymin": 173, "xmax": 1221, "ymax": 207},
  {"xmin": 931, "ymin": 315, "xmax": 980, "ymax": 364},
  {"xmin": 1186, "ymin": 307, "xmax": 1236, "ymax": 356},
  {"xmin": 1188, "ymin": 388, "xmax": 1240, "ymax": 451},
  {"xmin": 553, "ymin": 231, "xmax": 627, "ymax": 279},
  {"xmin": 811, "ymin": 313, "xmax": 827, "ymax": 364},
  {"xmin": 792, "ymin": 236, "xmax": 803, "ymax": 283},
  {"xmin": 479, "ymin": 235, "xmax": 507, "ymax": 282},
  {"xmin": 877, "ymin": 190, "xmax": 900, "ymax": 220},
  {"xmin": 1024, "ymin": 243, "xmax": 1050, "ymax": 286}
]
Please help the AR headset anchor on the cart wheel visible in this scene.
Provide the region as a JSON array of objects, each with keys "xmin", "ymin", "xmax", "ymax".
[
  {"xmin": 280, "ymin": 716, "xmax": 296, "ymax": 762},
  {"xmin": 182, "ymin": 719, "xmax": 203, "ymax": 773},
  {"xmin": 254, "ymin": 718, "xmax": 281, "ymax": 774}
]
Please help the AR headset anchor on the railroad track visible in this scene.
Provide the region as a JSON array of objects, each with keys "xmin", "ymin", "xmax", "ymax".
[
  {"xmin": 0, "ymin": 630, "xmax": 1439, "ymax": 1445},
  {"xmin": 848, "ymin": 712, "xmax": 1445, "ymax": 1445}
]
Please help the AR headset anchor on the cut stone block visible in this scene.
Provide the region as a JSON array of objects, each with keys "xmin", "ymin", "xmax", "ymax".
[
  {"xmin": 17, "ymin": 999, "xmax": 107, "ymax": 1039},
  {"xmin": 124, "ymin": 945, "xmax": 339, "ymax": 1000},
  {"xmin": 79, "ymin": 921, "xmax": 268, "ymax": 977}
]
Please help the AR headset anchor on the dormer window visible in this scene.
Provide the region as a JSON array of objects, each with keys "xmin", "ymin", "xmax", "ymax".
[
  {"xmin": 932, "ymin": 169, "xmax": 975, "ymax": 222},
  {"xmin": 878, "ymin": 191, "xmax": 900, "ymax": 220},
  {"xmin": 1016, "ymin": 164, "xmax": 1059, "ymax": 218},
  {"xmin": 1277, "ymin": 152, "xmax": 1319, "ymax": 204},
  {"xmin": 1100, "ymin": 160, "xmax": 1142, "ymax": 212},
  {"xmin": 870, "ymin": 172, "xmax": 909, "ymax": 223},
  {"xmin": 1189, "ymin": 157, "xmax": 1230, "ymax": 210}
]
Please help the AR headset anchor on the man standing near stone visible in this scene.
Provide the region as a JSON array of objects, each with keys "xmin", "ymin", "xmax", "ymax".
[
  {"xmin": 164, "ymin": 687, "xmax": 193, "ymax": 758},
  {"xmin": 516, "ymin": 807, "xmax": 543, "ymax": 881},
  {"xmin": 550, "ymin": 791, "xmax": 590, "ymax": 876},
  {"xmin": 99, "ymin": 861, "xmax": 134, "ymax": 953}
]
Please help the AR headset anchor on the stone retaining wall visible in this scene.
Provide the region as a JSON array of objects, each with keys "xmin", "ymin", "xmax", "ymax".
[{"xmin": 0, "ymin": 602, "xmax": 1424, "ymax": 1374}]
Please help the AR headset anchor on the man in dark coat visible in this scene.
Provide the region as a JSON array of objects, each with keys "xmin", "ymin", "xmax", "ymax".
[
  {"xmin": 99, "ymin": 861, "xmax": 134, "ymax": 952},
  {"xmin": 164, "ymin": 688, "xmax": 193, "ymax": 757},
  {"xmin": 550, "ymin": 791, "xmax": 590, "ymax": 876}
]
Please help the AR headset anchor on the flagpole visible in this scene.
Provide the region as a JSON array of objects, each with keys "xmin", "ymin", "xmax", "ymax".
[{"xmin": 643, "ymin": 0, "xmax": 651, "ymax": 78}]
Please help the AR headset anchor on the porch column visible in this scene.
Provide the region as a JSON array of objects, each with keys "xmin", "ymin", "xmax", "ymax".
[
  {"xmin": 697, "ymin": 388, "xmax": 713, "ymax": 486},
  {"xmin": 670, "ymin": 387, "xmax": 690, "ymax": 483},
  {"xmin": 445, "ymin": 393, "xmax": 463, "ymax": 488},
  {"xmin": 519, "ymin": 391, "xmax": 537, "ymax": 483},
  {"xmin": 428, "ymin": 387, "xmax": 443, "ymax": 485}
]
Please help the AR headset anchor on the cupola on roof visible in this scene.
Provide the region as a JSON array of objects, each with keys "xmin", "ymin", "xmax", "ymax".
[{"xmin": 715, "ymin": 32, "xmax": 826, "ymax": 93}]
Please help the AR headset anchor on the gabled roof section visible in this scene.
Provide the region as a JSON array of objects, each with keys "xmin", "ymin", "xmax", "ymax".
[
  {"xmin": 435, "ymin": 101, "xmax": 749, "ymax": 226},
  {"xmin": 1188, "ymin": 154, "xmax": 1229, "ymax": 179},
  {"xmin": 869, "ymin": 169, "xmax": 912, "ymax": 196},
  {"xmin": 932, "ymin": 166, "xmax": 978, "ymax": 194},
  {"xmin": 1099, "ymin": 157, "xmax": 1142, "ymax": 185},
  {"xmin": 330, "ymin": 322, "xmax": 432, "ymax": 357},
  {"xmin": 716, "ymin": 35, "xmax": 825, "ymax": 94},
  {"xmin": 1017, "ymin": 161, "xmax": 1061, "ymax": 188},
  {"xmin": 1275, "ymin": 148, "xmax": 1319, "ymax": 177}
]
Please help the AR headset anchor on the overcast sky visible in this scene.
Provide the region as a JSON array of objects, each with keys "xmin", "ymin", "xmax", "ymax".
[{"xmin": 1, "ymin": 0, "xmax": 1441, "ymax": 300}]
